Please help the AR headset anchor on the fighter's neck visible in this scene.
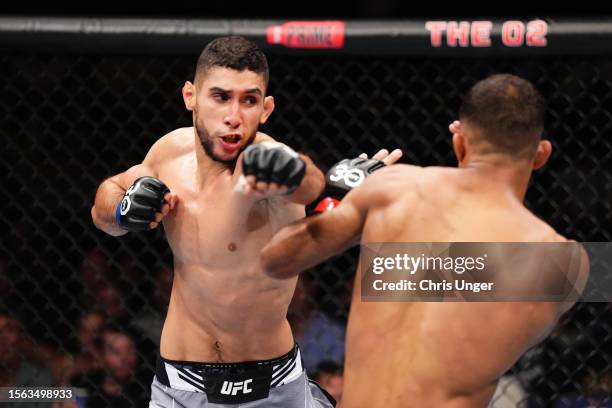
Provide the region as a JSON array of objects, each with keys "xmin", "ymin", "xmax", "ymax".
[
  {"xmin": 460, "ymin": 158, "xmax": 532, "ymax": 202},
  {"xmin": 194, "ymin": 144, "xmax": 236, "ymax": 187}
]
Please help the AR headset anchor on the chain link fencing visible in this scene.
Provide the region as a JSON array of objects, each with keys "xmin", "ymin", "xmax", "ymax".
[{"xmin": 1, "ymin": 48, "xmax": 611, "ymax": 406}]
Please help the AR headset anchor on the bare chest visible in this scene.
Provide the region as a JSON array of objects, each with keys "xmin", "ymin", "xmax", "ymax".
[{"xmin": 158, "ymin": 162, "xmax": 302, "ymax": 266}]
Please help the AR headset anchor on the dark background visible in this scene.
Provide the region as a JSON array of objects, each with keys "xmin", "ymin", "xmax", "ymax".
[
  {"xmin": 2, "ymin": 1, "xmax": 612, "ymax": 18},
  {"xmin": 1, "ymin": 8, "xmax": 612, "ymax": 408}
]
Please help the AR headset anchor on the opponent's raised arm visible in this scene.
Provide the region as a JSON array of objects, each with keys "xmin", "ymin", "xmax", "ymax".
[
  {"xmin": 260, "ymin": 181, "xmax": 367, "ymax": 279},
  {"xmin": 261, "ymin": 149, "xmax": 402, "ymax": 279}
]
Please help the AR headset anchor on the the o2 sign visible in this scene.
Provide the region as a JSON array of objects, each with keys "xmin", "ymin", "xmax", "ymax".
[{"xmin": 425, "ymin": 20, "xmax": 548, "ymax": 48}]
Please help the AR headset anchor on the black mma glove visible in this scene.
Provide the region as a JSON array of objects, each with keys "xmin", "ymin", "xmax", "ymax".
[
  {"xmin": 115, "ymin": 176, "xmax": 170, "ymax": 232},
  {"xmin": 242, "ymin": 142, "xmax": 306, "ymax": 195},
  {"xmin": 310, "ymin": 157, "xmax": 385, "ymax": 214}
]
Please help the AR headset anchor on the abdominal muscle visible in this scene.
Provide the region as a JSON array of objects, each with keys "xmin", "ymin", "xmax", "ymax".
[
  {"xmin": 155, "ymin": 141, "xmax": 305, "ymax": 363},
  {"xmin": 160, "ymin": 259, "xmax": 298, "ymax": 363}
]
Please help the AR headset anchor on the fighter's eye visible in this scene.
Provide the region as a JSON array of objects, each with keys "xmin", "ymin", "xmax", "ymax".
[
  {"xmin": 213, "ymin": 93, "xmax": 229, "ymax": 102},
  {"xmin": 244, "ymin": 96, "xmax": 257, "ymax": 105}
]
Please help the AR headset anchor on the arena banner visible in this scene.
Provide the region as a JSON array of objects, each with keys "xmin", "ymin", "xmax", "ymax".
[{"xmin": 1, "ymin": 17, "xmax": 612, "ymax": 55}]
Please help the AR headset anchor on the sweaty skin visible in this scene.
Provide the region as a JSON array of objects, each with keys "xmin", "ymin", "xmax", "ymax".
[
  {"xmin": 262, "ymin": 150, "xmax": 589, "ymax": 407},
  {"xmin": 92, "ymin": 67, "xmax": 324, "ymax": 363}
]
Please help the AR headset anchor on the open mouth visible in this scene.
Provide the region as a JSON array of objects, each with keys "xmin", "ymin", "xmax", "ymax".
[
  {"xmin": 219, "ymin": 134, "xmax": 242, "ymax": 151},
  {"xmin": 220, "ymin": 134, "xmax": 241, "ymax": 144}
]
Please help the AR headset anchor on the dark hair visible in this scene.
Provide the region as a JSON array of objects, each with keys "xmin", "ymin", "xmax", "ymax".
[
  {"xmin": 195, "ymin": 36, "xmax": 269, "ymax": 87},
  {"xmin": 459, "ymin": 74, "xmax": 545, "ymax": 157},
  {"xmin": 310, "ymin": 360, "xmax": 343, "ymax": 382}
]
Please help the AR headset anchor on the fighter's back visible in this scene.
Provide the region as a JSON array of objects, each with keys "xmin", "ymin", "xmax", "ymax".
[
  {"xmin": 260, "ymin": 74, "xmax": 590, "ymax": 408},
  {"xmin": 343, "ymin": 164, "xmax": 569, "ymax": 408}
]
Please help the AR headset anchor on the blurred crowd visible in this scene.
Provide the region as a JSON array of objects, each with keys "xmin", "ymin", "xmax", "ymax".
[
  {"xmin": 1, "ymin": 246, "xmax": 611, "ymax": 407},
  {"xmin": 0, "ymin": 248, "xmax": 349, "ymax": 407}
]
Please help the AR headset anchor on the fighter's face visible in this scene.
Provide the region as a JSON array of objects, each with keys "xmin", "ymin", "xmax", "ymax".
[{"xmin": 184, "ymin": 67, "xmax": 274, "ymax": 166}]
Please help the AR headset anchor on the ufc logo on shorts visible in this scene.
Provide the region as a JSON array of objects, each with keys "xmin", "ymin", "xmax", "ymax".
[
  {"xmin": 329, "ymin": 164, "xmax": 365, "ymax": 188},
  {"xmin": 220, "ymin": 379, "xmax": 253, "ymax": 395}
]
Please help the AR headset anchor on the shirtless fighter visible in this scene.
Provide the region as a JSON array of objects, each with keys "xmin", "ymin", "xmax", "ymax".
[
  {"xmin": 261, "ymin": 74, "xmax": 590, "ymax": 407},
  {"xmin": 91, "ymin": 36, "xmax": 336, "ymax": 407}
]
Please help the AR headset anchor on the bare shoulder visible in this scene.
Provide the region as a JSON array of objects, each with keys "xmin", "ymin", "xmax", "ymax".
[
  {"xmin": 254, "ymin": 131, "xmax": 275, "ymax": 144},
  {"xmin": 371, "ymin": 163, "xmax": 455, "ymax": 183},
  {"xmin": 144, "ymin": 127, "xmax": 194, "ymax": 165},
  {"xmin": 151, "ymin": 127, "xmax": 194, "ymax": 155},
  {"xmin": 252, "ymin": 132, "xmax": 298, "ymax": 150},
  {"xmin": 528, "ymin": 215, "xmax": 590, "ymax": 312},
  {"xmin": 525, "ymin": 212, "xmax": 571, "ymax": 243},
  {"xmin": 364, "ymin": 164, "xmax": 423, "ymax": 188},
  {"xmin": 350, "ymin": 164, "xmax": 423, "ymax": 207},
  {"xmin": 361, "ymin": 163, "xmax": 438, "ymax": 198}
]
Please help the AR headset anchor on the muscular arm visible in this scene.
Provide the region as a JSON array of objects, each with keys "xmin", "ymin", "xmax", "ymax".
[
  {"xmin": 91, "ymin": 163, "xmax": 158, "ymax": 236},
  {"xmin": 91, "ymin": 133, "xmax": 169, "ymax": 236},
  {"xmin": 246, "ymin": 132, "xmax": 325, "ymax": 205},
  {"xmin": 284, "ymin": 153, "xmax": 324, "ymax": 205},
  {"xmin": 260, "ymin": 186, "xmax": 367, "ymax": 279},
  {"xmin": 260, "ymin": 151, "xmax": 402, "ymax": 278}
]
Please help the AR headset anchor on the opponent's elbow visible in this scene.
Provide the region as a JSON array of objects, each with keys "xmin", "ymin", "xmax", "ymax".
[
  {"xmin": 260, "ymin": 241, "xmax": 305, "ymax": 280},
  {"xmin": 260, "ymin": 248, "xmax": 293, "ymax": 279}
]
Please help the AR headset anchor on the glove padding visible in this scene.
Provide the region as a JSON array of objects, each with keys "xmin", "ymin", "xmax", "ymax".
[
  {"xmin": 242, "ymin": 142, "xmax": 306, "ymax": 195},
  {"xmin": 309, "ymin": 157, "xmax": 385, "ymax": 214},
  {"xmin": 116, "ymin": 176, "xmax": 170, "ymax": 231}
]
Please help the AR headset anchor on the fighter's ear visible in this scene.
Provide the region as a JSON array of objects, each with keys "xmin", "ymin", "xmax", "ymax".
[
  {"xmin": 533, "ymin": 140, "xmax": 552, "ymax": 170},
  {"xmin": 260, "ymin": 95, "xmax": 275, "ymax": 124},
  {"xmin": 452, "ymin": 132, "xmax": 467, "ymax": 164},
  {"xmin": 182, "ymin": 81, "xmax": 196, "ymax": 111}
]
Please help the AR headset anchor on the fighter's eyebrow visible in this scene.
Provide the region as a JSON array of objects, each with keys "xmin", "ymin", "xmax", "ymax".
[
  {"xmin": 209, "ymin": 87, "xmax": 230, "ymax": 94},
  {"xmin": 209, "ymin": 87, "xmax": 262, "ymax": 95},
  {"xmin": 244, "ymin": 88, "xmax": 262, "ymax": 95}
]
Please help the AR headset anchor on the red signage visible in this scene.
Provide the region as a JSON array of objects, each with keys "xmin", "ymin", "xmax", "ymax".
[
  {"xmin": 266, "ymin": 21, "xmax": 346, "ymax": 49},
  {"xmin": 425, "ymin": 20, "xmax": 548, "ymax": 48}
]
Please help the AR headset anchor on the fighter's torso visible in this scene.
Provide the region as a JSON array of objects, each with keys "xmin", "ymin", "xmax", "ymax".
[
  {"xmin": 152, "ymin": 128, "xmax": 303, "ymax": 362},
  {"xmin": 343, "ymin": 165, "xmax": 564, "ymax": 408}
]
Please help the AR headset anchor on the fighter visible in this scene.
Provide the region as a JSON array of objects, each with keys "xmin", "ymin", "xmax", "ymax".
[
  {"xmin": 261, "ymin": 74, "xmax": 590, "ymax": 407},
  {"xmin": 92, "ymin": 35, "xmax": 339, "ymax": 407}
]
